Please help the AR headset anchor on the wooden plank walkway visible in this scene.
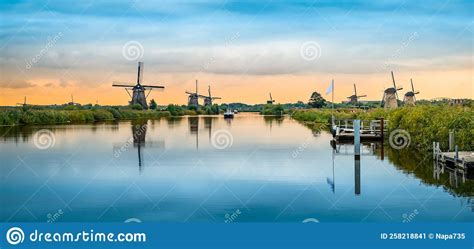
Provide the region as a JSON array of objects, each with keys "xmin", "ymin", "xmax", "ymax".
[{"xmin": 433, "ymin": 142, "xmax": 474, "ymax": 169}]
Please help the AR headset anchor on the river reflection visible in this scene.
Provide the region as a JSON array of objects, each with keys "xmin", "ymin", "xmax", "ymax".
[{"xmin": 0, "ymin": 113, "xmax": 472, "ymax": 222}]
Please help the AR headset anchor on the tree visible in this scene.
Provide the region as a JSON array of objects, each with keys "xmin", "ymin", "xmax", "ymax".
[
  {"xmin": 308, "ymin": 91, "xmax": 326, "ymax": 108},
  {"xmin": 149, "ymin": 99, "xmax": 158, "ymax": 110}
]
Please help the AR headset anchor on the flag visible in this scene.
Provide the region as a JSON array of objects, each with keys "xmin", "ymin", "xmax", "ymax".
[{"xmin": 325, "ymin": 80, "xmax": 334, "ymax": 95}]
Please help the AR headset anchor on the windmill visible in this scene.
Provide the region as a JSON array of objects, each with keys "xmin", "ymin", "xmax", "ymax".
[
  {"xmin": 403, "ymin": 79, "xmax": 420, "ymax": 106},
  {"xmin": 381, "ymin": 71, "xmax": 403, "ymax": 109},
  {"xmin": 186, "ymin": 80, "xmax": 203, "ymax": 108},
  {"xmin": 266, "ymin": 93, "xmax": 275, "ymax": 104},
  {"xmin": 347, "ymin": 84, "xmax": 367, "ymax": 104},
  {"xmin": 112, "ymin": 62, "xmax": 165, "ymax": 109},
  {"xmin": 203, "ymin": 85, "xmax": 221, "ymax": 106},
  {"xmin": 16, "ymin": 96, "xmax": 27, "ymax": 107}
]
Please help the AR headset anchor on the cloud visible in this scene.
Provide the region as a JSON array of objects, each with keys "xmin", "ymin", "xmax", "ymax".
[{"xmin": 0, "ymin": 81, "xmax": 36, "ymax": 89}]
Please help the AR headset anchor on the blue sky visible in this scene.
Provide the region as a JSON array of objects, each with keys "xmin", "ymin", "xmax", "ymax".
[{"xmin": 0, "ymin": 0, "xmax": 472, "ymax": 104}]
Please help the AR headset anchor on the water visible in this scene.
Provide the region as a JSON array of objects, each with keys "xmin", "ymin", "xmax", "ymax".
[{"xmin": 1, "ymin": 113, "xmax": 473, "ymax": 222}]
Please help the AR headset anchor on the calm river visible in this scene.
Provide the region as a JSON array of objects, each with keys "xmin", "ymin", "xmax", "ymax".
[{"xmin": 1, "ymin": 113, "xmax": 472, "ymax": 222}]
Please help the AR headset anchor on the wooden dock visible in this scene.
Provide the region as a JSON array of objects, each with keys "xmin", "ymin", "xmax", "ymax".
[
  {"xmin": 433, "ymin": 142, "xmax": 474, "ymax": 169},
  {"xmin": 333, "ymin": 119, "xmax": 387, "ymax": 142}
]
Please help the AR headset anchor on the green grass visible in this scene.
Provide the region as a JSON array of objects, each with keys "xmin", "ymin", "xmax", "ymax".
[
  {"xmin": 0, "ymin": 108, "xmax": 171, "ymax": 126},
  {"xmin": 292, "ymin": 104, "xmax": 474, "ymax": 151}
]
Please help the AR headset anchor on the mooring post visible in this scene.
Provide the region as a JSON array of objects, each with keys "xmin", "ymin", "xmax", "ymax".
[
  {"xmin": 354, "ymin": 119, "xmax": 361, "ymax": 160},
  {"xmin": 380, "ymin": 118, "xmax": 384, "ymax": 140},
  {"xmin": 355, "ymin": 158, "xmax": 361, "ymax": 195},
  {"xmin": 455, "ymin": 145, "xmax": 459, "ymax": 162},
  {"xmin": 449, "ymin": 130, "xmax": 454, "ymax": 151}
]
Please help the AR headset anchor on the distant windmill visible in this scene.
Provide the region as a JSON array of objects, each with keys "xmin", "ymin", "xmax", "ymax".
[
  {"xmin": 403, "ymin": 79, "xmax": 420, "ymax": 106},
  {"xmin": 112, "ymin": 62, "xmax": 165, "ymax": 109},
  {"xmin": 381, "ymin": 71, "xmax": 403, "ymax": 109},
  {"xmin": 202, "ymin": 85, "xmax": 221, "ymax": 106},
  {"xmin": 347, "ymin": 84, "xmax": 367, "ymax": 104},
  {"xmin": 267, "ymin": 93, "xmax": 275, "ymax": 104},
  {"xmin": 16, "ymin": 96, "xmax": 27, "ymax": 107},
  {"xmin": 186, "ymin": 80, "xmax": 201, "ymax": 108}
]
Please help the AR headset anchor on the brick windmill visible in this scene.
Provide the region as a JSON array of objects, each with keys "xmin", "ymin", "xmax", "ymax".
[
  {"xmin": 403, "ymin": 79, "xmax": 420, "ymax": 106},
  {"xmin": 112, "ymin": 62, "xmax": 165, "ymax": 109},
  {"xmin": 203, "ymin": 85, "xmax": 221, "ymax": 106},
  {"xmin": 347, "ymin": 84, "xmax": 366, "ymax": 104},
  {"xmin": 381, "ymin": 71, "xmax": 403, "ymax": 109},
  {"xmin": 186, "ymin": 80, "xmax": 201, "ymax": 108}
]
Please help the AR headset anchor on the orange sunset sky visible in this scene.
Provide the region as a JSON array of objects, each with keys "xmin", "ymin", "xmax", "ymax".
[{"xmin": 1, "ymin": 1, "xmax": 472, "ymax": 106}]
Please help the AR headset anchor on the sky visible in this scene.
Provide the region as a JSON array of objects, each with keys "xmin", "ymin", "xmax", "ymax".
[{"xmin": 0, "ymin": 0, "xmax": 472, "ymax": 105}]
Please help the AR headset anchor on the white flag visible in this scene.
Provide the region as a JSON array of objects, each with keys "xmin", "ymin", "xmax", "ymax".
[{"xmin": 325, "ymin": 80, "xmax": 334, "ymax": 95}]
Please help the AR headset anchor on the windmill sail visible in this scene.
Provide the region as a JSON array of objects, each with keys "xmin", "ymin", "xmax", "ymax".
[{"xmin": 112, "ymin": 62, "xmax": 165, "ymax": 109}]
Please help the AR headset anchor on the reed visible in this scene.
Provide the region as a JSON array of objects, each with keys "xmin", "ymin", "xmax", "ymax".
[{"xmin": 292, "ymin": 104, "xmax": 474, "ymax": 151}]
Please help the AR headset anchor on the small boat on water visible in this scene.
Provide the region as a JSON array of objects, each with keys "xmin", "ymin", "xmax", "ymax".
[
  {"xmin": 233, "ymin": 110, "xmax": 239, "ymax": 114},
  {"xmin": 224, "ymin": 109, "xmax": 234, "ymax": 118}
]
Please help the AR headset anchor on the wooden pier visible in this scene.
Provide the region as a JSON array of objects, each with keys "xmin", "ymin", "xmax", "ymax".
[
  {"xmin": 333, "ymin": 119, "xmax": 387, "ymax": 142},
  {"xmin": 433, "ymin": 142, "xmax": 474, "ymax": 169}
]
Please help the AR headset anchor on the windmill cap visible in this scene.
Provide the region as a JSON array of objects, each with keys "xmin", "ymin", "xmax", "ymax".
[{"xmin": 384, "ymin": 88, "xmax": 397, "ymax": 94}]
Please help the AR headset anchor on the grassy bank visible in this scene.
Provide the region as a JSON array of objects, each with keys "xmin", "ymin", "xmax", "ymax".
[
  {"xmin": 292, "ymin": 104, "xmax": 474, "ymax": 151},
  {"xmin": 0, "ymin": 108, "xmax": 171, "ymax": 126}
]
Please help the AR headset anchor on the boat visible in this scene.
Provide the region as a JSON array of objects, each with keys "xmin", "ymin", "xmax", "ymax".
[
  {"xmin": 233, "ymin": 109, "xmax": 239, "ymax": 114},
  {"xmin": 224, "ymin": 109, "xmax": 234, "ymax": 118}
]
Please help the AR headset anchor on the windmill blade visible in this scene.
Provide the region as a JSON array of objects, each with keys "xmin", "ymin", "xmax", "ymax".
[
  {"xmin": 410, "ymin": 79, "xmax": 415, "ymax": 92},
  {"xmin": 137, "ymin": 62, "xmax": 144, "ymax": 84},
  {"xmin": 269, "ymin": 93, "xmax": 273, "ymax": 101},
  {"xmin": 212, "ymin": 97, "xmax": 222, "ymax": 100},
  {"xmin": 113, "ymin": 82, "xmax": 135, "ymax": 87},
  {"xmin": 208, "ymin": 85, "xmax": 211, "ymax": 98},
  {"xmin": 197, "ymin": 94, "xmax": 208, "ymax": 98},
  {"xmin": 185, "ymin": 91, "xmax": 194, "ymax": 95},
  {"xmin": 391, "ymin": 71, "xmax": 397, "ymax": 89},
  {"xmin": 353, "ymin": 84, "xmax": 357, "ymax": 96},
  {"xmin": 358, "ymin": 95, "xmax": 367, "ymax": 98},
  {"xmin": 141, "ymin": 85, "xmax": 165, "ymax": 89},
  {"xmin": 414, "ymin": 91, "xmax": 420, "ymax": 94}
]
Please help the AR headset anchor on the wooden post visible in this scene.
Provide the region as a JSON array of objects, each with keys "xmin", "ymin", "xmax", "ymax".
[
  {"xmin": 449, "ymin": 131, "xmax": 454, "ymax": 151},
  {"xmin": 354, "ymin": 119, "xmax": 361, "ymax": 160},
  {"xmin": 455, "ymin": 145, "xmax": 459, "ymax": 162},
  {"xmin": 380, "ymin": 118, "xmax": 384, "ymax": 140}
]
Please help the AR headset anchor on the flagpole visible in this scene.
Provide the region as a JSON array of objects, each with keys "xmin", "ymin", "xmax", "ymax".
[{"xmin": 331, "ymin": 79, "xmax": 334, "ymax": 126}]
